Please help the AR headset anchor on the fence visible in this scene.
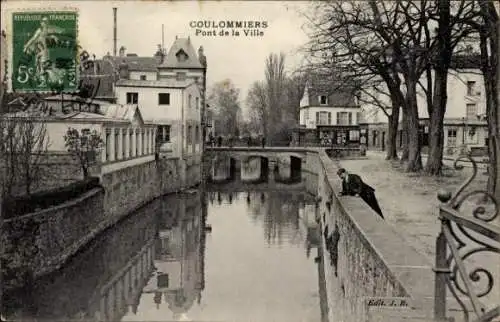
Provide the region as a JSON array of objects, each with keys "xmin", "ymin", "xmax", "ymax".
[{"xmin": 434, "ymin": 156, "xmax": 500, "ymax": 322}]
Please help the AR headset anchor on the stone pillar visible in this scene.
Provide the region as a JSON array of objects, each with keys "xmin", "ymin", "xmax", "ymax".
[
  {"xmin": 109, "ymin": 127, "xmax": 116, "ymax": 162},
  {"xmin": 124, "ymin": 127, "xmax": 130, "ymax": 159},
  {"xmin": 147, "ymin": 129, "xmax": 151, "ymax": 154},
  {"xmin": 131, "ymin": 128, "xmax": 137, "ymax": 157},
  {"xmin": 117, "ymin": 128, "xmax": 123, "ymax": 161},
  {"xmin": 138, "ymin": 129, "xmax": 143, "ymax": 156},
  {"xmin": 150, "ymin": 128, "xmax": 154, "ymax": 153},
  {"xmin": 102, "ymin": 128, "xmax": 108, "ymax": 163}
]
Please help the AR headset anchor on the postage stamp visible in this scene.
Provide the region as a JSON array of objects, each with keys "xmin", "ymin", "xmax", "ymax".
[{"xmin": 11, "ymin": 10, "xmax": 78, "ymax": 92}]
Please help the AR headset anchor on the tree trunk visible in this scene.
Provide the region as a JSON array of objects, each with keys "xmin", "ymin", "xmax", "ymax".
[
  {"xmin": 426, "ymin": 75, "xmax": 447, "ymax": 175},
  {"xmin": 386, "ymin": 102, "xmax": 400, "ymax": 160},
  {"xmin": 479, "ymin": 1, "xmax": 500, "ymax": 203},
  {"xmin": 405, "ymin": 79, "xmax": 423, "ymax": 172},
  {"xmin": 426, "ymin": 0, "xmax": 451, "ymax": 175},
  {"xmin": 401, "ymin": 107, "xmax": 409, "ymax": 162}
]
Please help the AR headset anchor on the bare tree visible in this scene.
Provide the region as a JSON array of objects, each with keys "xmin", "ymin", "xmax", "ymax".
[
  {"xmin": 303, "ymin": 0, "xmax": 479, "ymax": 173},
  {"xmin": 0, "ymin": 115, "xmax": 49, "ymax": 196},
  {"xmin": 265, "ymin": 52, "xmax": 287, "ymax": 142}
]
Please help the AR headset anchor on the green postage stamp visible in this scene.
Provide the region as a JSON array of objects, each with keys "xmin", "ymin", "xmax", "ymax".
[{"xmin": 11, "ymin": 11, "xmax": 78, "ymax": 92}]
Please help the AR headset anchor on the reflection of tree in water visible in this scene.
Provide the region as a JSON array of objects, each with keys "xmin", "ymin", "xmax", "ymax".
[{"xmin": 247, "ymin": 191, "xmax": 311, "ymax": 246}]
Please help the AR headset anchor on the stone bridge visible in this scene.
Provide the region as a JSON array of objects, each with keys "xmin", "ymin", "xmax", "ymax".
[{"xmin": 204, "ymin": 147, "xmax": 324, "ymax": 184}]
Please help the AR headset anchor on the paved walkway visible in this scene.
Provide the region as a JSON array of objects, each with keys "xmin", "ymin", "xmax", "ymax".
[{"xmin": 339, "ymin": 152, "xmax": 500, "ymax": 312}]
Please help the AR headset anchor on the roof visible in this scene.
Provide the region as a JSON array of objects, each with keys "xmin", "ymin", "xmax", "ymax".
[
  {"xmin": 44, "ymin": 94, "xmax": 111, "ymax": 106},
  {"xmin": 115, "ymin": 79, "xmax": 196, "ymax": 88},
  {"xmin": 160, "ymin": 38, "xmax": 203, "ymax": 69},
  {"xmin": 2, "ymin": 110, "xmax": 126, "ymax": 123},
  {"xmin": 102, "ymin": 104, "xmax": 143, "ymax": 123},
  {"xmin": 302, "ymin": 83, "xmax": 359, "ymax": 108},
  {"xmin": 104, "ymin": 56, "xmax": 159, "ymax": 72},
  {"xmin": 450, "ymin": 54, "xmax": 481, "ymax": 69}
]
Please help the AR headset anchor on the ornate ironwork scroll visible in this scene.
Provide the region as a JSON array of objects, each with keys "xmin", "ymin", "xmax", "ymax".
[{"xmin": 434, "ymin": 156, "xmax": 500, "ymax": 322}]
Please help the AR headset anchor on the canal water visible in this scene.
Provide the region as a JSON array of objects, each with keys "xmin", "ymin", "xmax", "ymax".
[{"xmin": 3, "ymin": 182, "xmax": 328, "ymax": 322}]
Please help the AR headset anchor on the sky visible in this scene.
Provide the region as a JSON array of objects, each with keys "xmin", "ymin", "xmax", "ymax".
[{"xmin": 1, "ymin": 0, "xmax": 312, "ymax": 111}]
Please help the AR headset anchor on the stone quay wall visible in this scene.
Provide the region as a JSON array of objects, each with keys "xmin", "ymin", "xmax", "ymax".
[
  {"xmin": 313, "ymin": 150, "xmax": 434, "ymax": 322},
  {"xmin": 2, "ymin": 154, "xmax": 202, "ymax": 290},
  {"xmin": 2, "ymin": 188, "xmax": 105, "ymax": 287}
]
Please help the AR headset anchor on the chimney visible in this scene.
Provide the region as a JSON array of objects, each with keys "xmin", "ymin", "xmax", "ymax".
[{"xmin": 113, "ymin": 8, "xmax": 117, "ymax": 56}]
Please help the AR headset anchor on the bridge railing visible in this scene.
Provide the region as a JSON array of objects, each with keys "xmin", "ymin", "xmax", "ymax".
[{"xmin": 434, "ymin": 156, "xmax": 500, "ymax": 322}]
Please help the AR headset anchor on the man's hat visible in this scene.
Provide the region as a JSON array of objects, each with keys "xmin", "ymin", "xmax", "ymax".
[{"xmin": 337, "ymin": 168, "xmax": 346, "ymax": 176}]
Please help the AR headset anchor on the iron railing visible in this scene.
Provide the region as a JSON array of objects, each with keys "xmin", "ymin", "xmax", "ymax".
[{"xmin": 435, "ymin": 156, "xmax": 500, "ymax": 322}]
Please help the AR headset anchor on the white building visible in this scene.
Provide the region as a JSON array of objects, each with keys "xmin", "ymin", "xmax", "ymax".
[
  {"xmin": 114, "ymin": 79, "xmax": 202, "ymax": 159},
  {"xmin": 104, "ymin": 37, "xmax": 205, "ymax": 164},
  {"xmin": 293, "ymin": 79, "xmax": 361, "ymax": 146},
  {"xmin": 360, "ymin": 54, "xmax": 488, "ymax": 155}
]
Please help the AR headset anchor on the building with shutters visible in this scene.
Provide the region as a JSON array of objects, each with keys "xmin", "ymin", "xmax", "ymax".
[{"xmin": 293, "ymin": 79, "xmax": 362, "ymax": 147}]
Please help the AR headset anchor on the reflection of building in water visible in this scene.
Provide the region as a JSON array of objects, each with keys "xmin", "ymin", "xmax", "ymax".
[
  {"xmin": 92, "ymin": 239, "xmax": 156, "ymax": 322},
  {"xmin": 300, "ymin": 204, "xmax": 320, "ymax": 258},
  {"xmin": 140, "ymin": 191, "xmax": 205, "ymax": 320}
]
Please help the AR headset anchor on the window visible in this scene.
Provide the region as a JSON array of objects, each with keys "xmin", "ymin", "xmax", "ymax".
[
  {"xmin": 467, "ymin": 81, "xmax": 476, "ymax": 96},
  {"xmin": 356, "ymin": 112, "xmax": 362, "ymax": 124},
  {"xmin": 337, "ymin": 112, "xmax": 350, "ymax": 125},
  {"xmin": 349, "ymin": 130, "xmax": 360, "ymax": 141},
  {"xmin": 188, "ymin": 95, "xmax": 192, "ymax": 108},
  {"xmin": 319, "ymin": 95, "xmax": 328, "ymax": 105},
  {"xmin": 157, "ymin": 274, "xmax": 169, "ymax": 288},
  {"xmin": 466, "ymin": 126, "xmax": 478, "ymax": 144},
  {"xmin": 316, "ymin": 112, "xmax": 320, "ymax": 125},
  {"xmin": 447, "ymin": 129, "xmax": 457, "ymax": 146},
  {"xmin": 126, "ymin": 92, "xmax": 138, "ymax": 104},
  {"xmin": 158, "ymin": 93, "xmax": 170, "ymax": 105},
  {"xmin": 187, "ymin": 125, "xmax": 193, "ymax": 145},
  {"xmin": 157, "ymin": 125, "xmax": 171, "ymax": 143},
  {"xmin": 140, "ymin": 75, "xmax": 146, "ymax": 80},
  {"xmin": 317, "ymin": 111, "xmax": 330, "ymax": 125},
  {"xmin": 466, "ymin": 103, "xmax": 477, "ymax": 118},
  {"xmin": 328, "ymin": 112, "xmax": 332, "ymax": 125},
  {"xmin": 195, "ymin": 125, "xmax": 200, "ymax": 143},
  {"xmin": 348, "ymin": 113, "xmax": 353, "ymax": 125},
  {"xmin": 176, "ymin": 72, "xmax": 187, "ymax": 81}
]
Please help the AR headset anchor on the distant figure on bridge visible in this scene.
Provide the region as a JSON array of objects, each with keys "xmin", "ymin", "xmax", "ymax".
[
  {"xmin": 217, "ymin": 136, "xmax": 222, "ymax": 147},
  {"xmin": 247, "ymin": 136, "xmax": 252, "ymax": 147},
  {"xmin": 337, "ymin": 168, "xmax": 384, "ymax": 219},
  {"xmin": 261, "ymin": 137, "xmax": 266, "ymax": 148}
]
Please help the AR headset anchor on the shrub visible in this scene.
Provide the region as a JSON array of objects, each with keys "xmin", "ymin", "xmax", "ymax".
[{"xmin": 2, "ymin": 177, "xmax": 101, "ymax": 219}]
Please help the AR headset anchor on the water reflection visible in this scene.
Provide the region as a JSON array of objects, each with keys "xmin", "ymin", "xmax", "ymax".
[{"xmin": 3, "ymin": 182, "xmax": 326, "ymax": 322}]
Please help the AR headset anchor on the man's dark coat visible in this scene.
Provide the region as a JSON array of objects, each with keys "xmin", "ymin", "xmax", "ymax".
[{"xmin": 341, "ymin": 173, "xmax": 384, "ymax": 219}]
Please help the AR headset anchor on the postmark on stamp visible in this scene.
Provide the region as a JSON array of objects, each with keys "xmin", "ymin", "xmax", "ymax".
[{"xmin": 11, "ymin": 11, "xmax": 78, "ymax": 92}]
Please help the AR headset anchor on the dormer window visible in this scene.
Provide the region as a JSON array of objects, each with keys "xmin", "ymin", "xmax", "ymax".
[
  {"xmin": 320, "ymin": 95, "xmax": 328, "ymax": 105},
  {"xmin": 176, "ymin": 49, "xmax": 189, "ymax": 62}
]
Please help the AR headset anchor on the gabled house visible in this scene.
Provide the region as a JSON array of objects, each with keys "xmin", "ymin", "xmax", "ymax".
[{"xmin": 294, "ymin": 79, "xmax": 362, "ymax": 146}]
